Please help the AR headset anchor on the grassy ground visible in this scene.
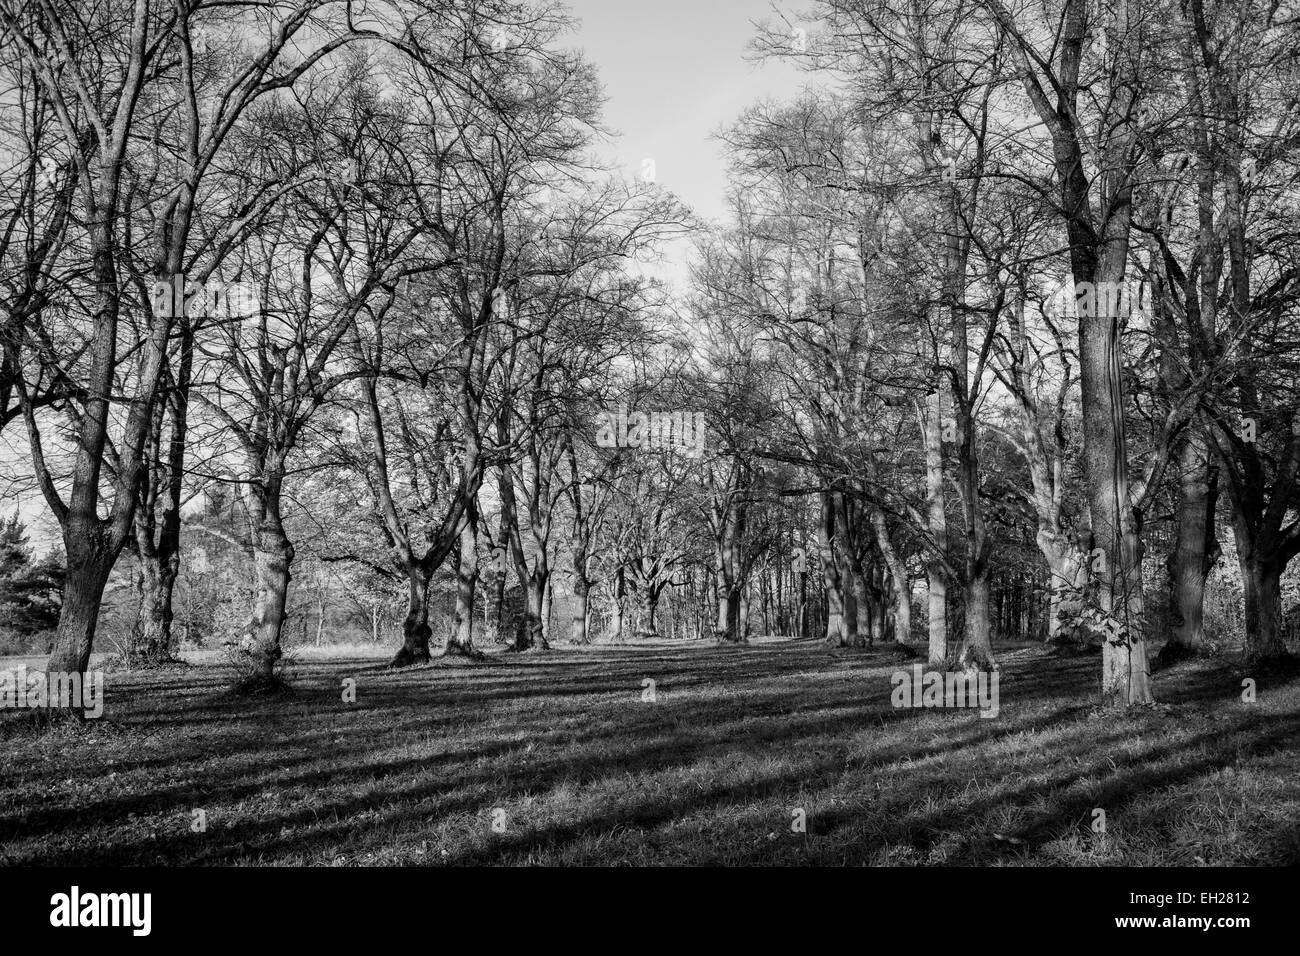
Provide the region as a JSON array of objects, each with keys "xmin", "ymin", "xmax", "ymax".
[{"xmin": 1, "ymin": 637, "xmax": 1298, "ymax": 865}]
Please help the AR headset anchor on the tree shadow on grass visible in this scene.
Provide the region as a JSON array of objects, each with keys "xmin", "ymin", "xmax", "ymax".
[{"xmin": 7, "ymin": 641, "xmax": 1297, "ymax": 865}]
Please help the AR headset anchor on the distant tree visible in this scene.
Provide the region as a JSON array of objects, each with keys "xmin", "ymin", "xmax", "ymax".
[{"xmin": 0, "ymin": 513, "xmax": 64, "ymax": 642}]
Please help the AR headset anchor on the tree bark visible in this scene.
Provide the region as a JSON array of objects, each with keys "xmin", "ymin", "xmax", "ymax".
[
  {"xmin": 872, "ymin": 509, "xmax": 911, "ymax": 644},
  {"xmin": 1241, "ymin": 556, "xmax": 1287, "ymax": 663},
  {"xmin": 921, "ymin": 395, "xmax": 947, "ymax": 663},
  {"xmin": 716, "ymin": 582, "xmax": 742, "ymax": 642},
  {"xmin": 131, "ymin": 555, "xmax": 179, "ymax": 665},
  {"xmin": 610, "ymin": 565, "xmax": 626, "ymax": 642},
  {"xmin": 1163, "ymin": 433, "xmax": 1217, "ymax": 657},
  {"xmin": 47, "ymin": 552, "xmax": 114, "ymax": 676},
  {"xmin": 519, "ymin": 567, "xmax": 549, "ymax": 650},
  {"xmin": 249, "ymin": 522, "xmax": 294, "ymax": 680},
  {"xmin": 571, "ymin": 576, "xmax": 590, "ymax": 645},
  {"xmin": 448, "ymin": 515, "xmax": 479, "ymax": 655},
  {"xmin": 393, "ymin": 564, "xmax": 433, "ymax": 666},
  {"xmin": 818, "ymin": 492, "xmax": 853, "ymax": 647}
]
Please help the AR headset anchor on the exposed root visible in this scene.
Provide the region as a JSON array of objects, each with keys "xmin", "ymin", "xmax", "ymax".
[
  {"xmin": 224, "ymin": 644, "xmax": 295, "ymax": 696},
  {"xmin": 125, "ymin": 654, "xmax": 190, "ymax": 671},
  {"xmin": 435, "ymin": 642, "xmax": 489, "ymax": 663},
  {"xmin": 389, "ymin": 646, "xmax": 433, "ymax": 669},
  {"xmin": 958, "ymin": 644, "xmax": 999, "ymax": 674},
  {"xmin": 228, "ymin": 671, "xmax": 294, "ymax": 698}
]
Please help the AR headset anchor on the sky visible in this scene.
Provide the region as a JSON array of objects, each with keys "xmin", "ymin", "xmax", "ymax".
[{"xmin": 562, "ymin": 0, "xmax": 806, "ymax": 227}]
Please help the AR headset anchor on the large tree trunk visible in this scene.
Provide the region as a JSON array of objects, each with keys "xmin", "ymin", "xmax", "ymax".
[
  {"xmin": 821, "ymin": 561, "xmax": 847, "ymax": 647},
  {"xmin": 540, "ymin": 577, "xmax": 553, "ymax": 644},
  {"xmin": 956, "ymin": 415, "xmax": 996, "ymax": 671},
  {"xmin": 961, "ymin": 571, "xmax": 993, "ymax": 670},
  {"xmin": 797, "ymin": 563, "xmax": 809, "ymax": 637},
  {"xmin": 1162, "ymin": 433, "xmax": 1217, "ymax": 658},
  {"xmin": 249, "ymin": 523, "xmax": 294, "ymax": 680},
  {"xmin": 42, "ymin": 225, "xmax": 139, "ymax": 680},
  {"xmin": 392, "ymin": 564, "xmax": 433, "ymax": 667},
  {"xmin": 854, "ymin": 570, "xmax": 874, "ymax": 645},
  {"xmin": 715, "ymin": 583, "xmax": 742, "ymax": 642},
  {"xmin": 129, "ymin": 328, "xmax": 192, "ymax": 667},
  {"xmin": 866, "ymin": 565, "xmax": 886, "ymax": 645},
  {"xmin": 1082, "ymin": 266, "xmax": 1153, "ymax": 706},
  {"xmin": 990, "ymin": 0, "xmax": 1150, "ymax": 703},
  {"xmin": 448, "ymin": 516, "xmax": 479, "ymax": 656},
  {"xmin": 817, "ymin": 492, "xmax": 852, "ymax": 646},
  {"xmin": 488, "ymin": 531, "xmax": 508, "ymax": 644},
  {"xmin": 1241, "ymin": 555, "xmax": 1287, "ymax": 663},
  {"xmin": 1039, "ymin": 531, "xmax": 1086, "ymax": 644},
  {"xmin": 714, "ymin": 495, "xmax": 747, "ymax": 643},
  {"xmin": 610, "ymin": 565, "xmax": 626, "ymax": 642},
  {"xmin": 131, "ymin": 554, "xmax": 179, "ymax": 665},
  {"xmin": 48, "ymin": 549, "xmax": 115, "ymax": 677},
  {"xmin": 738, "ymin": 582, "xmax": 750, "ymax": 641},
  {"xmin": 872, "ymin": 509, "xmax": 911, "ymax": 644},
  {"xmin": 571, "ymin": 576, "xmax": 591, "ymax": 644},
  {"xmin": 922, "ymin": 396, "xmax": 947, "ymax": 663},
  {"xmin": 519, "ymin": 569, "xmax": 549, "ymax": 650},
  {"xmin": 638, "ymin": 587, "xmax": 661, "ymax": 636}
]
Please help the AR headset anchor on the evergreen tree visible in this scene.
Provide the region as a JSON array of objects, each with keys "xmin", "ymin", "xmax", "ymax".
[{"xmin": 0, "ymin": 513, "xmax": 64, "ymax": 640}]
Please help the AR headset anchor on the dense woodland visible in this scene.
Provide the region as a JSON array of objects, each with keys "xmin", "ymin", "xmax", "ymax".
[{"xmin": 3, "ymin": 0, "xmax": 1300, "ymax": 714}]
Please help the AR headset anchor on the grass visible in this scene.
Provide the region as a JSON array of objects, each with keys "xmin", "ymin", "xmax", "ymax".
[{"xmin": 1, "ymin": 637, "xmax": 1297, "ymax": 865}]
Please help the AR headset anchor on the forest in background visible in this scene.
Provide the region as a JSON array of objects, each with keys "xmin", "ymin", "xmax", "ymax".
[{"xmin": 2, "ymin": 0, "xmax": 1300, "ymax": 712}]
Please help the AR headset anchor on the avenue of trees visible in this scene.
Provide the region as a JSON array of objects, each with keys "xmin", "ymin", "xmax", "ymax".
[{"xmin": 3, "ymin": 0, "xmax": 1300, "ymax": 709}]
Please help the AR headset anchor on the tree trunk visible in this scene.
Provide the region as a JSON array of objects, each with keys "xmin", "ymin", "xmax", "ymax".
[
  {"xmin": 488, "ymin": 549, "xmax": 507, "ymax": 644},
  {"xmin": 638, "ymin": 587, "xmax": 660, "ymax": 636},
  {"xmin": 518, "ymin": 568, "xmax": 549, "ymax": 650},
  {"xmin": 1241, "ymin": 556, "xmax": 1287, "ymax": 663},
  {"xmin": 249, "ymin": 526, "xmax": 294, "ymax": 680},
  {"xmin": 1082, "ymin": 256, "xmax": 1153, "ymax": 705},
  {"xmin": 1163, "ymin": 434, "xmax": 1217, "ymax": 657},
  {"xmin": 610, "ymin": 565, "xmax": 626, "ymax": 642},
  {"xmin": 738, "ymin": 582, "xmax": 750, "ymax": 641},
  {"xmin": 956, "ymin": 419, "xmax": 996, "ymax": 671},
  {"xmin": 798, "ymin": 563, "xmax": 808, "ymax": 637},
  {"xmin": 853, "ymin": 563, "xmax": 873, "ymax": 646},
  {"xmin": 392, "ymin": 564, "xmax": 433, "ymax": 666},
  {"xmin": 921, "ymin": 396, "xmax": 948, "ymax": 664},
  {"xmin": 571, "ymin": 576, "xmax": 591, "ymax": 644},
  {"xmin": 540, "ymin": 576, "xmax": 553, "ymax": 644},
  {"xmin": 448, "ymin": 517, "xmax": 480, "ymax": 656},
  {"xmin": 47, "ymin": 551, "xmax": 114, "ymax": 678},
  {"xmin": 960, "ymin": 571, "xmax": 994, "ymax": 670},
  {"xmin": 131, "ymin": 555, "xmax": 179, "ymax": 665},
  {"xmin": 716, "ymin": 584, "xmax": 742, "ymax": 642},
  {"xmin": 872, "ymin": 509, "xmax": 911, "ymax": 644},
  {"xmin": 870, "ymin": 566, "xmax": 887, "ymax": 645}
]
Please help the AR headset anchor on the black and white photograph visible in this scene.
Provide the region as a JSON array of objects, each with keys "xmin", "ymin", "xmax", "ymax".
[{"xmin": 0, "ymin": 0, "xmax": 1291, "ymax": 928}]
